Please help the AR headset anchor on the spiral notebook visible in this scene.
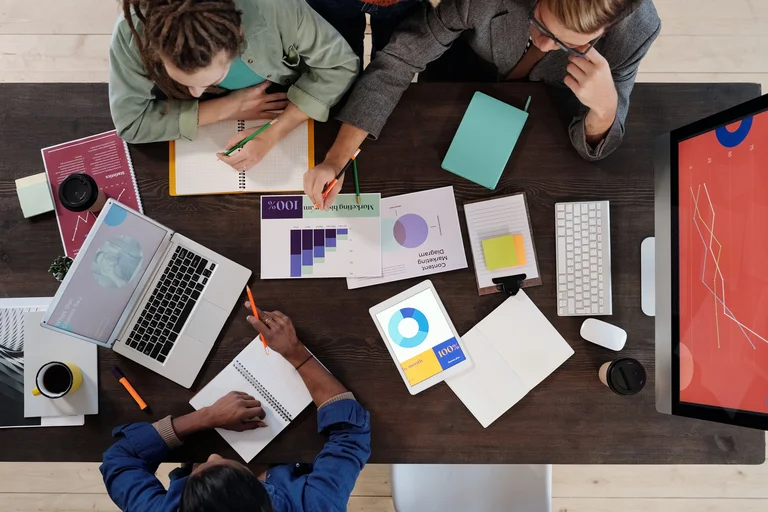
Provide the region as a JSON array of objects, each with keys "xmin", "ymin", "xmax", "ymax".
[
  {"xmin": 189, "ymin": 339, "xmax": 312, "ymax": 462},
  {"xmin": 169, "ymin": 119, "xmax": 314, "ymax": 196}
]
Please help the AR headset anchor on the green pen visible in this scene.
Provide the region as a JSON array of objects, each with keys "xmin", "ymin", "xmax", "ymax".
[
  {"xmin": 223, "ymin": 118, "xmax": 278, "ymax": 156},
  {"xmin": 353, "ymin": 158, "xmax": 360, "ymax": 203}
]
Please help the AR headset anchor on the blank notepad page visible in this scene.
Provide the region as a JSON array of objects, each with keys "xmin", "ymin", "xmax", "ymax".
[{"xmin": 172, "ymin": 120, "xmax": 310, "ymax": 196}]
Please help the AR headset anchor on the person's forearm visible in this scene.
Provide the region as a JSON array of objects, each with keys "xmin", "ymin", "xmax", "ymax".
[
  {"xmin": 170, "ymin": 408, "xmax": 214, "ymax": 441},
  {"xmin": 271, "ymin": 102, "xmax": 310, "ymax": 140},
  {"xmin": 198, "ymin": 96, "xmax": 234, "ymax": 127},
  {"xmin": 283, "ymin": 344, "xmax": 348, "ymax": 407},
  {"xmin": 324, "ymin": 123, "xmax": 369, "ymax": 170},
  {"xmin": 584, "ymin": 106, "xmax": 616, "ymax": 146}
]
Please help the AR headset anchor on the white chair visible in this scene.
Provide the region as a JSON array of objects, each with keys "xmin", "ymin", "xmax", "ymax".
[{"xmin": 391, "ymin": 464, "xmax": 552, "ymax": 512}]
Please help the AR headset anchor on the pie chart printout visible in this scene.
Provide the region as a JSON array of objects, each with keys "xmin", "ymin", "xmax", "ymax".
[{"xmin": 393, "ymin": 214, "xmax": 429, "ymax": 249}]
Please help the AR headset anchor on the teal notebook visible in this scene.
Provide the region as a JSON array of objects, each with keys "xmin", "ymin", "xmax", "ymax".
[{"xmin": 441, "ymin": 92, "xmax": 529, "ymax": 190}]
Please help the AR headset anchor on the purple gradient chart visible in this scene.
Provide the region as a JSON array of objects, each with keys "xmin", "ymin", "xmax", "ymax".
[{"xmin": 393, "ymin": 214, "xmax": 429, "ymax": 249}]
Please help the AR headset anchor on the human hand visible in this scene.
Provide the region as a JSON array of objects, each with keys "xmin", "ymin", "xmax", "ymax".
[
  {"xmin": 563, "ymin": 47, "xmax": 618, "ymax": 122},
  {"xmin": 303, "ymin": 161, "xmax": 344, "ymax": 210},
  {"xmin": 204, "ymin": 391, "xmax": 267, "ymax": 431},
  {"xmin": 217, "ymin": 127, "xmax": 279, "ymax": 172},
  {"xmin": 244, "ymin": 304, "xmax": 309, "ymax": 365},
  {"xmin": 226, "ymin": 82, "xmax": 288, "ymax": 121}
]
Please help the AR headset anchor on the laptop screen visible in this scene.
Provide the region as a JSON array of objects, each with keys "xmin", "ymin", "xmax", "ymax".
[
  {"xmin": 47, "ymin": 204, "xmax": 167, "ymax": 343},
  {"xmin": 677, "ymin": 107, "xmax": 768, "ymax": 415}
]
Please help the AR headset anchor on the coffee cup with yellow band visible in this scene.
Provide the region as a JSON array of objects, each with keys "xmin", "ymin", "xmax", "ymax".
[{"xmin": 32, "ymin": 361, "xmax": 83, "ymax": 399}]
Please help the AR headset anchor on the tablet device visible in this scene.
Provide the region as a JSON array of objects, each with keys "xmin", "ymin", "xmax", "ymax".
[{"xmin": 369, "ymin": 280, "xmax": 473, "ymax": 394}]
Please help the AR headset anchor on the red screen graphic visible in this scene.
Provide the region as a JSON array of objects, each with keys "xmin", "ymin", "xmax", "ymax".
[{"xmin": 678, "ymin": 109, "xmax": 768, "ymax": 414}]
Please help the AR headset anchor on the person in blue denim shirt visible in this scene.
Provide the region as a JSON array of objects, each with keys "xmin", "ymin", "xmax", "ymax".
[{"xmin": 100, "ymin": 305, "xmax": 371, "ymax": 512}]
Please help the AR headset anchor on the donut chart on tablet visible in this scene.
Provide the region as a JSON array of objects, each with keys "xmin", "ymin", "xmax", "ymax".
[{"xmin": 387, "ymin": 307, "xmax": 429, "ymax": 348}]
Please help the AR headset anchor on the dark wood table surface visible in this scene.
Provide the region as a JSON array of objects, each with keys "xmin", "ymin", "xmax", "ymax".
[{"xmin": 0, "ymin": 82, "xmax": 764, "ymax": 465}]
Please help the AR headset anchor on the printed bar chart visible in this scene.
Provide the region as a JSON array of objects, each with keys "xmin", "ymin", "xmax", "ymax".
[
  {"xmin": 261, "ymin": 193, "xmax": 381, "ymax": 279},
  {"xmin": 290, "ymin": 228, "xmax": 350, "ymax": 277}
]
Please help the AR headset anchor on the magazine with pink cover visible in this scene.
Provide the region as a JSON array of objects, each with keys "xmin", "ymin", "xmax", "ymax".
[{"xmin": 41, "ymin": 130, "xmax": 142, "ymax": 257}]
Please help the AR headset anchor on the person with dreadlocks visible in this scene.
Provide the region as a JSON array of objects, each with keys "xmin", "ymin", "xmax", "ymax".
[{"xmin": 109, "ymin": 0, "xmax": 359, "ymax": 172}]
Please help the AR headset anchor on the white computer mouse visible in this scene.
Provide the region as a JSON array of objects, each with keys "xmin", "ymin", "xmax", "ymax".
[{"xmin": 580, "ymin": 318, "xmax": 627, "ymax": 351}]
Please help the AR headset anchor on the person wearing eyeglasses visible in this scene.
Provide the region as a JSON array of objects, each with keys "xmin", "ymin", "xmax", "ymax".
[{"xmin": 304, "ymin": 0, "xmax": 661, "ymax": 209}]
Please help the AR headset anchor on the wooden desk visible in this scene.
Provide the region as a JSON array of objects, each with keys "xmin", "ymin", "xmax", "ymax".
[{"xmin": 0, "ymin": 83, "xmax": 763, "ymax": 465}]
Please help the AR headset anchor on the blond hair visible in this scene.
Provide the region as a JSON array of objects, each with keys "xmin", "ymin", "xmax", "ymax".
[{"xmin": 546, "ymin": 0, "xmax": 634, "ymax": 34}]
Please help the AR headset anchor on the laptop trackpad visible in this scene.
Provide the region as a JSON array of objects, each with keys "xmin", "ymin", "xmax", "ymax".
[{"xmin": 185, "ymin": 300, "xmax": 228, "ymax": 346}]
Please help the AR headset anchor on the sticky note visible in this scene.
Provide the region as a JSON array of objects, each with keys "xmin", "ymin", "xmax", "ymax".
[
  {"xmin": 482, "ymin": 234, "xmax": 526, "ymax": 270},
  {"xmin": 16, "ymin": 173, "xmax": 54, "ymax": 218}
]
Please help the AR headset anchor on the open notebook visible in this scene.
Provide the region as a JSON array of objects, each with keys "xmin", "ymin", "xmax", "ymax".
[
  {"xmin": 169, "ymin": 119, "xmax": 314, "ymax": 196},
  {"xmin": 189, "ymin": 340, "xmax": 312, "ymax": 462},
  {"xmin": 446, "ymin": 291, "xmax": 574, "ymax": 428}
]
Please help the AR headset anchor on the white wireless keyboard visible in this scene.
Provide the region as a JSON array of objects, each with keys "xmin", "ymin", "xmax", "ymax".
[{"xmin": 555, "ymin": 201, "xmax": 612, "ymax": 316}]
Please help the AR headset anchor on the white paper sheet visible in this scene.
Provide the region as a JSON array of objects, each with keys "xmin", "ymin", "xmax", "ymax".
[
  {"xmin": 24, "ymin": 312, "xmax": 98, "ymax": 418},
  {"xmin": 347, "ymin": 186, "xmax": 467, "ymax": 289},
  {"xmin": 446, "ymin": 291, "xmax": 574, "ymax": 428}
]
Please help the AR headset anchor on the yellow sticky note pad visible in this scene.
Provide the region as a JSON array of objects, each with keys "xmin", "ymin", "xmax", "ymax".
[{"xmin": 482, "ymin": 234, "xmax": 527, "ymax": 270}]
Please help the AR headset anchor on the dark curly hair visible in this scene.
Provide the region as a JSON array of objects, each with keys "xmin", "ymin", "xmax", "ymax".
[
  {"xmin": 122, "ymin": 0, "xmax": 244, "ymax": 100},
  {"xmin": 179, "ymin": 462, "xmax": 273, "ymax": 512}
]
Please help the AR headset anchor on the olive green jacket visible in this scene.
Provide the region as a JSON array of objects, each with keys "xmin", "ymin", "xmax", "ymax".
[{"xmin": 109, "ymin": 0, "xmax": 359, "ymax": 143}]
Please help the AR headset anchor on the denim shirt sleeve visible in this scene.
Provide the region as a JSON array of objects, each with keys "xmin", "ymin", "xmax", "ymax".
[
  {"xmin": 99, "ymin": 422, "xmax": 185, "ymax": 512},
  {"xmin": 301, "ymin": 399, "xmax": 372, "ymax": 511}
]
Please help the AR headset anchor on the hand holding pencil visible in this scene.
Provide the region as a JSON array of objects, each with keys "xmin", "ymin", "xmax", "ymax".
[
  {"xmin": 217, "ymin": 118, "xmax": 278, "ymax": 173},
  {"xmin": 244, "ymin": 303, "xmax": 310, "ymax": 365},
  {"xmin": 303, "ymin": 148, "xmax": 361, "ymax": 210}
]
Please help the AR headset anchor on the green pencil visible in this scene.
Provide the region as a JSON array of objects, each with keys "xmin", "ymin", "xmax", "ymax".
[
  {"xmin": 224, "ymin": 118, "xmax": 278, "ymax": 156},
  {"xmin": 353, "ymin": 158, "xmax": 360, "ymax": 203}
]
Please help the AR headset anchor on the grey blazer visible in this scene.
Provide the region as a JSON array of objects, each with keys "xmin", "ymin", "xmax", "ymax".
[{"xmin": 338, "ymin": 0, "xmax": 661, "ymax": 161}]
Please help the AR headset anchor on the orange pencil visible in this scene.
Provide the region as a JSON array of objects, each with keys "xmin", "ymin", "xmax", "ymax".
[
  {"xmin": 246, "ymin": 286, "xmax": 269, "ymax": 354},
  {"xmin": 320, "ymin": 149, "xmax": 361, "ymax": 203},
  {"xmin": 111, "ymin": 366, "xmax": 148, "ymax": 411}
]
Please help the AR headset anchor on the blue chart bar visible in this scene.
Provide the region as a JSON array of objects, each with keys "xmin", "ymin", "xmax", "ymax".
[
  {"xmin": 314, "ymin": 229, "xmax": 325, "ymax": 260},
  {"xmin": 290, "ymin": 227, "xmax": 347, "ymax": 276},
  {"xmin": 290, "ymin": 230, "xmax": 301, "ymax": 278},
  {"xmin": 302, "ymin": 230, "xmax": 313, "ymax": 273}
]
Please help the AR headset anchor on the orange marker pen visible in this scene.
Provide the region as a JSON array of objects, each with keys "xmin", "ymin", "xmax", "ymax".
[{"xmin": 112, "ymin": 366, "xmax": 149, "ymax": 411}]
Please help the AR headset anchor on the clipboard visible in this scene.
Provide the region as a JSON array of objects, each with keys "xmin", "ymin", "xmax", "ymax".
[{"xmin": 463, "ymin": 192, "xmax": 542, "ymax": 296}]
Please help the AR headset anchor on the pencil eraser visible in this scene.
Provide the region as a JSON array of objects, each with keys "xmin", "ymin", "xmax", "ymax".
[{"xmin": 16, "ymin": 173, "xmax": 54, "ymax": 218}]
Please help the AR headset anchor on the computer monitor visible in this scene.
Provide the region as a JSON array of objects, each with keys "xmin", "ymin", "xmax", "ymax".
[{"xmin": 655, "ymin": 93, "xmax": 768, "ymax": 430}]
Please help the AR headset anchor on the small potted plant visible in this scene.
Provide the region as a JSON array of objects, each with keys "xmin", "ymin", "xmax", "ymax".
[{"xmin": 49, "ymin": 256, "xmax": 73, "ymax": 282}]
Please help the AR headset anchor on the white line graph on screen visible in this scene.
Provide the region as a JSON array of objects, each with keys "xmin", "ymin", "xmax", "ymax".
[{"xmin": 691, "ymin": 183, "xmax": 767, "ymax": 349}]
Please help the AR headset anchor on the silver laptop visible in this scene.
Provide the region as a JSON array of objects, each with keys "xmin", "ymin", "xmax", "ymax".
[{"xmin": 42, "ymin": 199, "xmax": 251, "ymax": 388}]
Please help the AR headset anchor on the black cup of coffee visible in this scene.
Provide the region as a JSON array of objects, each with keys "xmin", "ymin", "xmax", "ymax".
[
  {"xmin": 598, "ymin": 358, "xmax": 646, "ymax": 396},
  {"xmin": 59, "ymin": 173, "xmax": 107, "ymax": 213}
]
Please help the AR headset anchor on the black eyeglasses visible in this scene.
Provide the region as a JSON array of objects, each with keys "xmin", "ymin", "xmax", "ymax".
[{"xmin": 529, "ymin": 11, "xmax": 602, "ymax": 58}]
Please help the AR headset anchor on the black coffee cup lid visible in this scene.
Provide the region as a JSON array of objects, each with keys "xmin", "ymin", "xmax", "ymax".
[
  {"xmin": 59, "ymin": 173, "xmax": 98, "ymax": 212},
  {"xmin": 608, "ymin": 358, "xmax": 646, "ymax": 395}
]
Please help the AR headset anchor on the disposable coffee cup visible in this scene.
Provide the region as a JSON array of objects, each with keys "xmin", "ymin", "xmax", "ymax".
[
  {"xmin": 59, "ymin": 173, "xmax": 107, "ymax": 213},
  {"xmin": 599, "ymin": 358, "xmax": 646, "ymax": 396}
]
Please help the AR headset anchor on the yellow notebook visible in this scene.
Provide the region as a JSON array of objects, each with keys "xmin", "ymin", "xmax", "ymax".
[{"xmin": 169, "ymin": 119, "xmax": 314, "ymax": 196}]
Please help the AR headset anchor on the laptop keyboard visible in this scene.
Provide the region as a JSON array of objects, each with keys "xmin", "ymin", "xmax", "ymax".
[{"xmin": 125, "ymin": 246, "xmax": 216, "ymax": 363}]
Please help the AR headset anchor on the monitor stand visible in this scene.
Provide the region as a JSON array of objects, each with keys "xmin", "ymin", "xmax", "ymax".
[{"xmin": 641, "ymin": 237, "xmax": 655, "ymax": 316}]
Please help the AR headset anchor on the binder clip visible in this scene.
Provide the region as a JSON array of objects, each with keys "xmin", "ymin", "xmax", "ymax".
[{"xmin": 492, "ymin": 274, "xmax": 527, "ymax": 296}]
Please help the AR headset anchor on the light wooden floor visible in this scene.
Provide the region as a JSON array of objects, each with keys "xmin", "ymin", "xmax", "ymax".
[{"xmin": 1, "ymin": 1, "xmax": 767, "ymax": 510}]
